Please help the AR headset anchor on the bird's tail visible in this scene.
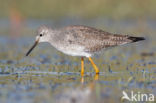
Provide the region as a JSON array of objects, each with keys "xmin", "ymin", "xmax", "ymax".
[{"xmin": 128, "ymin": 36, "xmax": 145, "ymax": 43}]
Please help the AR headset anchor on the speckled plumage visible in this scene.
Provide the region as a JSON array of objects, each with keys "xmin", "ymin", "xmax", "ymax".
[
  {"xmin": 57, "ymin": 25, "xmax": 131, "ymax": 52},
  {"xmin": 35, "ymin": 25, "xmax": 144, "ymax": 57}
]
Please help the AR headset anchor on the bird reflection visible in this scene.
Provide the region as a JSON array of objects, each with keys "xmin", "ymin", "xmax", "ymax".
[{"xmin": 81, "ymin": 74, "xmax": 99, "ymax": 84}]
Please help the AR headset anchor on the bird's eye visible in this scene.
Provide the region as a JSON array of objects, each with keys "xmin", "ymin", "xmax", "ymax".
[{"xmin": 40, "ymin": 34, "xmax": 43, "ymax": 37}]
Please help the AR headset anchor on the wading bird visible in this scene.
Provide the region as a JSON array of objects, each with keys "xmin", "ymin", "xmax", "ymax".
[{"xmin": 26, "ymin": 25, "xmax": 145, "ymax": 75}]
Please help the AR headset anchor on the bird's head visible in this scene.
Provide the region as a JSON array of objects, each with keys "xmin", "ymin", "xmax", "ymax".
[{"xmin": 26, "ymin": 26, "xmax": 51, "ymax": 56}]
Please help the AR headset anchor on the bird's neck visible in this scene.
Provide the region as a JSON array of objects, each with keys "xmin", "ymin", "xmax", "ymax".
[{"xmin": 47, "ymin": 30, "xmax": 60, "ymax": 47}]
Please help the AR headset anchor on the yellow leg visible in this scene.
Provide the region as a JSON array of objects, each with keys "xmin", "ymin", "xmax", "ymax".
[
  {"xmin": 94, "ymin": 74, "xmax": 99, "ymax": 80},
  {"xmin": 81, "ymin": 57, "xmax": 84, "ymax": 76},
  {"xmin": 88, "ymin": 57, "xmax": 99, "ymax": 74}
]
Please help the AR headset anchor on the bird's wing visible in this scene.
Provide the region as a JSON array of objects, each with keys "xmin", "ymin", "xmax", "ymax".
[{"xmin": 62, "ymin": 25, "xmax": 137, "ymax": 52}]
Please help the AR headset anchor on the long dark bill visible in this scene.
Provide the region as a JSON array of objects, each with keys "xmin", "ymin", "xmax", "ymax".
[{"xmin": 26, "ymin": 40, "xmax": 39, "ymax": 56}]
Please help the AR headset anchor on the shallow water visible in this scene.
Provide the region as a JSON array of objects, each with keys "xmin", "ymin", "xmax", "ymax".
[{"xmin": 0, "ymin": 19, "xmax": 156, "ymax": 103}]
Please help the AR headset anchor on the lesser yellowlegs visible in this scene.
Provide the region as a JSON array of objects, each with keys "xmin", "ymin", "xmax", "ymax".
[{"xmin": 26, "ymin": 25, "xmax": 145, "ymax": 75}]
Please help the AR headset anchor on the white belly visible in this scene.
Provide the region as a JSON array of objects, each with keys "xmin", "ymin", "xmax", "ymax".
[{"xmin": 56, "ymin": 45, "xmax": 92, "ymax": 57}]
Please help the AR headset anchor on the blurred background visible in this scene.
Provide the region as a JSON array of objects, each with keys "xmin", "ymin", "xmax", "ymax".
[
  {"xmin": 0, "ymin": 0, "xmax": 155, "ymax": 103},
  {"xmin": 0, "ymin": 0, "xmax": 156, "ymax": 37}
]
